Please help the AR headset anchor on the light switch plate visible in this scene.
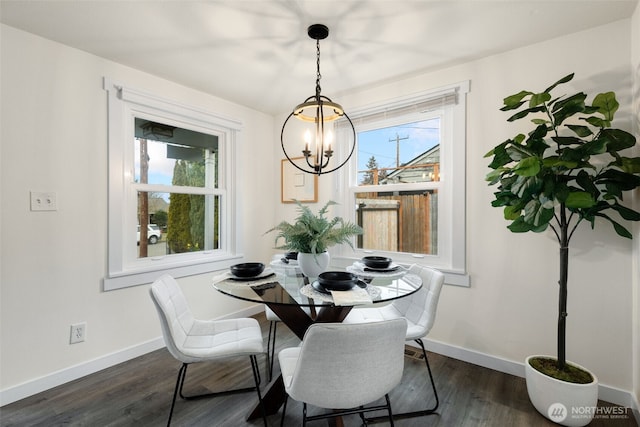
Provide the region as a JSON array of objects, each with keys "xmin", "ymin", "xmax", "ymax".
[{"xmin": 30, "ymin": 191, "xmax": 57, "ymax": 211}]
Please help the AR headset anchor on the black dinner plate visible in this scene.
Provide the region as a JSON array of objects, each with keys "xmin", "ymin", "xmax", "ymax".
[
  {"xmin": 361, "ymin": 264, "xmax": 400, "ymax": 272},
  {"xmin": 311, "ymin": 280, "xmax": 367, "ymax": 294},
  {"xmin": 228, "ymin": 272, "xmax": 275, "ymax": 282}
]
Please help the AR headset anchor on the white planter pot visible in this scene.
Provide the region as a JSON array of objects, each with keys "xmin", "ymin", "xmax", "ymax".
[
  {"xmin": 525, "ymin": 355, "xmax": 599, "ymax": 427},
  {"xmin": 297, "ymin": 252, "xmax": 330, "ymax": 278}
]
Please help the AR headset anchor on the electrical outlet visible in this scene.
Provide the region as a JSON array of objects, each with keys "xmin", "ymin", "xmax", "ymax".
[
  {"xmin": 70, "ymin": 323, "xmax": 86, "ymax": 344},
  {"xmin": 30, "ymin": 191, "xmax": 57, "ymax": 211}
]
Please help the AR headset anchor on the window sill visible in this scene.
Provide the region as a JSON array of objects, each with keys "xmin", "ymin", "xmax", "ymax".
[
  {"xmin": 332, "ymin": 255, "xmax": 470, "ymax": 287},
  {"xmin": 103, "ymin": 256, "xmax": 243, "ymax": 291}
]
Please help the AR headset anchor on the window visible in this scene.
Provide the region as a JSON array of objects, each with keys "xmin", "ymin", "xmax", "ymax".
[
  {"xmin": 336, "ymin": 82, "xmax": 469, "ymax": 286},
  {"xmin": 104, "ymin": 79, "xmax": 242, "ymax": 290}
]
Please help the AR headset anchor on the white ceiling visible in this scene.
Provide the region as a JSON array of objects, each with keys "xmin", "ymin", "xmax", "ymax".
[{"xmin": 1, "ymin": 0, "xmax": 637, "ymax": 115}]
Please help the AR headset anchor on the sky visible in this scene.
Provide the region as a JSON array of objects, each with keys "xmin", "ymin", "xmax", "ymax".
[
  {"xmin": 134, "ymin": 139, "xmax": 176, "ymax": 186},
  {"xmin": 356, "ymin": 117, "xmax": 440, "ymax": 175}
]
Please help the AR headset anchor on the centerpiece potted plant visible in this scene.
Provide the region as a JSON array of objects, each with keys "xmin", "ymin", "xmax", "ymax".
[
  {"xmin": 485, "ymin": 73, "xmax": 640, "ymax": 426},
  {"xmin": 266, "ymin": 200, "xmax": 363, "ymax": 277}
]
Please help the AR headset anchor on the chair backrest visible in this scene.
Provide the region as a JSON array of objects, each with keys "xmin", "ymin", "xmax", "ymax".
[
  {"xmin": 286, "ymin": 318, "xmax": 407, "ymax": 409},
  {"xmin": 391, "ymin": 264, "xmax": 444, "ymax": 339},
  {"xmin": 149, "ymin": 274, "xmax": 196, "ymax": 362}
]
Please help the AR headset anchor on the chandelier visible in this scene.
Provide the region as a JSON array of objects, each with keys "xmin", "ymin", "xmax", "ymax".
[{"xmin": 281, "ymin": 24, "xmax": 356, "ymax": 175}]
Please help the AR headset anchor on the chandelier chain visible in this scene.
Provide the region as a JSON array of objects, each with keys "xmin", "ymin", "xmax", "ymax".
[{"xmin": 315, "ymin": 39, "xmax": 322, "ymax": 98}]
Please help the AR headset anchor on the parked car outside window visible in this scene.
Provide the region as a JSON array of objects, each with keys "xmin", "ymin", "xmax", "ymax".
[{"xmin": 137, "ymin": 224, "xmax": 162, "ymax": 245}]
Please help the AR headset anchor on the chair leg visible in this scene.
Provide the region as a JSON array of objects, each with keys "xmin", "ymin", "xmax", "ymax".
[
  {"xmin": 365, "ymin": 339, "xmax": 439, "ymax": 424},
  {"xmin": 267, "ymin": 321, "xmax": 277, "ymax": 381},
  {"xmin": 250, "ymin": 355, "xmax": 268, "ymax": 427},
  {"xmin": 415, "ymin": 338, "xmax": 440, "ymax": 414},
  {"xmin": 280, "ymin": 395, "xmax": 289, "ymax": 427},
  {"xmin": 385, "ymin": 394, "xmax": 394, "ymax": 427},
  {"xmin": 358, "ymin": 405, "xmax": 368, "ymax": 426},
  {"xmin": 167, "ymin": 363, "xmax": 188, "ymax": 426},
  {"xmin": 302, "ymin": 402, "xmax": 308, "ymax": 427}
]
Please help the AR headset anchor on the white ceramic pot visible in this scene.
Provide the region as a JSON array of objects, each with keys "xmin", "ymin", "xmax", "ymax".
[
  {"xmin": 525, "ymin": 355, "xmax": 599, "ymax": 426},
  {"xmin": 297, "ymin": 252, "xmax": 330, "ymax": 278}
]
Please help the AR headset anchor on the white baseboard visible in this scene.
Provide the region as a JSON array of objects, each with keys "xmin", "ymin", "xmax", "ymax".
[
  {"xmin": 413, "ymin": 338, "xmax": 640, "ymax": 417},
  {"xmin": 0, "ymin": 305, "xmax": 263, "ymax": 407},
  {"xmin": 0, "ymin": 337, "xmax": 165, "ymax": 407}
]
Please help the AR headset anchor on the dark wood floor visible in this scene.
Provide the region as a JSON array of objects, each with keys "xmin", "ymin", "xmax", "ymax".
[{"xmin": 1, "ymin": 313, "xmax": 637, "ymax": 427}]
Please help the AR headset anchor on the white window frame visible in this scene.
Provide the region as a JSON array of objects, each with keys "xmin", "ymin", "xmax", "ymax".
[
  {"xmin": 103, "ymin": 78, "xmax": 243, "ymax": 290},
  {"xmin": 335, "ymin": 81, "xmax": 470, "ymax": 286}
]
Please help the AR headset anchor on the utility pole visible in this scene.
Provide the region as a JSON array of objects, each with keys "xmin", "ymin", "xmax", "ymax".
[{"xmin": 389, "ymin": 133, "xmax": 409, "ymax": 167}]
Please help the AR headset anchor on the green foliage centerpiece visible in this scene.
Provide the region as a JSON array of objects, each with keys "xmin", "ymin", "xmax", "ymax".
[
  {"xmin": 485, "ymin": 73, "xmax": 640, "ymax": 382},
  {"xmin": 268, "ymin": 200, "xmax": 362, "ymax": 254},
  {"xmin": 267, "ymin": 200, "xmax": 362, "ymax": 277}
]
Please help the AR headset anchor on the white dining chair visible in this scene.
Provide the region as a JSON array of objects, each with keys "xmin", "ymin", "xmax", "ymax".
[
  {"xmin": 342, "ymin": 263, "xmax": 445, "ymax": 420},
  {"xmin": 278, "ymin": 319, "xmax": 407, "ymax": 426},
  {"xmin": 149, "ymin": 274, "xmax": 268, "ymax": 427}
]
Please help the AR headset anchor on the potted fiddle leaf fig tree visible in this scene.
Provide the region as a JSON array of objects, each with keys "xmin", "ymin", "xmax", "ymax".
[
  {"xmin": 266, "ymin": 200, "xmax": 363, "ymax": 277},
  {"xmin": 485, "ymin": 73, "xmax": 640, "ymax": 426}
]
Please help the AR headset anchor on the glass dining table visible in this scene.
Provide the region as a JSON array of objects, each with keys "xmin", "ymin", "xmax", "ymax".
[{"xmin": 212, "ymin": 258, "xmax": 423, "ymax": 424}]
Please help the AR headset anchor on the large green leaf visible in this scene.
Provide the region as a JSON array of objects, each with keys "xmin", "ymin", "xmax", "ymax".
[
  {"xmin": 486, "ymin": 167, "xmax": 508, "ymax": 184},
  {"xmin": 487, "ymin": 143, "xmax": 513, "ymax": 169},
  {"xmin": 514, "ymin": 156, "xmax": 541, "ymax": 176},
  {"xmin": 552, "ymin": 93, "xmax": 587, "ymax": 125},
  {"xmin": 565, "ymin": 191, "xmax": 595, "ymax": 208},
  {"xmin": 610, "ymin": 203, "xmax": 640, "ymax": 221},
  {"xmin": 594, "ymin": 213, "xmax": 632, "ymax": 238},
  {"xmin": 523, "ymin": 199, "xmax": 555, "ymax": 227},
  {"xmin": 530, "ymin": 92, "xmax": 551, "ymax": 107},
  {"xmin": 543, "ymin": 156, "xmax": 578, "ymax": 169},
  {"xmin": 507, "ymin": 216, "xmax": 534, "ymax": 233},
  {"xmin": 581, "ymin": 138, "xmax": 607, "ymax": 156},
  {"xmin": 544, "ymin": 73, "xmax": 574, "ymax": 93},
  {"xmin": 492, "ymin": 191, "xmax": 517, "ymax": 207},
  {"xmin": 598, "ymin": 169, "xmax": 640, "ymax": 191},
  {"xmin": 506, "ymin": 145, "xmax": 533, "ymax": 161},
  {"xmin": 552, "ymin": 136, "xmax": 583, "ymax": 146},
  {"xmin": 513, "ymin": 175, "xmax": 544, "ymax": 199},
  {"xmin": 576, "ymin": 170, "xmax": 600, "ymax": 198},
  {"xmin": 592, "ymin": 92, "xmax": 618, "ymax": 122},
  {"xmin": 558, "ymin": 147, "xmax": 586, "ymax": 163},
  {"xmin": 604, "ymin": 182, "xmax": 623, "ymax": 199},
  {"xmin": 502, "ymin": 90, "xmax": 533, "ymax": 110},
  {"xmin": 567, "ymin": 124, "xmax": 593, "ymax": 137},
  {"xmin": 528, "ymin": 123, "xmax": 548, "ymax": 140},
  {"xmin": 601, "ymin": 128, "xmax": 636, "ymax": 152},
  {"xmin": 582, "ymin": 116, "xmax": 607, "ymax": 128},
  {"xmin": 504, "ymin": 204, "xmax": 522, "ymax": 220},
  {"xmin": 507, "ymin": 106, "xmax": 545, "ymax": 122}
]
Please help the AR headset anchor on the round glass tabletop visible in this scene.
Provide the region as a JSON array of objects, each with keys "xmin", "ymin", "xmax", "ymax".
[{"xmin": 212, "ymin": 261, "xmax": 422, "ymax": 307}]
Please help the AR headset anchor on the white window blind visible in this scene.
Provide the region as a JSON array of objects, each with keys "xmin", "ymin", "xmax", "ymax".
[{"xmin": 340, "ymin": 85, "xmax": 461, "ymax": 129}]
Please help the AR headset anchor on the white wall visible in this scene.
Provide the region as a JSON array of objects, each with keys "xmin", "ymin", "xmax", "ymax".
[
  {"xmin": 313, "ymin": 19, "xmax": 636, "ymax": 393},
  {"xmin": 0, "ymin": 24, "xmax": 276, "ymax": 401}
]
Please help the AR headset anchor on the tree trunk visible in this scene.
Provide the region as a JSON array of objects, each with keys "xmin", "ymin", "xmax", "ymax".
[{"xmin": 557, "ymin": 206, "xmax": 569, "ymax": 370}]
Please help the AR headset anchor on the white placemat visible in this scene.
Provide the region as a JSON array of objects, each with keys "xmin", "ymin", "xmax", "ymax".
[
  {"xmin": 347, "ymin": 261, "xmax": 407, "ymax": 279},
  {"xmin": 212, "ymin": 268, "xmax": 276, "ymax": 287},
  {"xmin": 300, "ymin": 283, "xmax": 381, "ymax": 304}
]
